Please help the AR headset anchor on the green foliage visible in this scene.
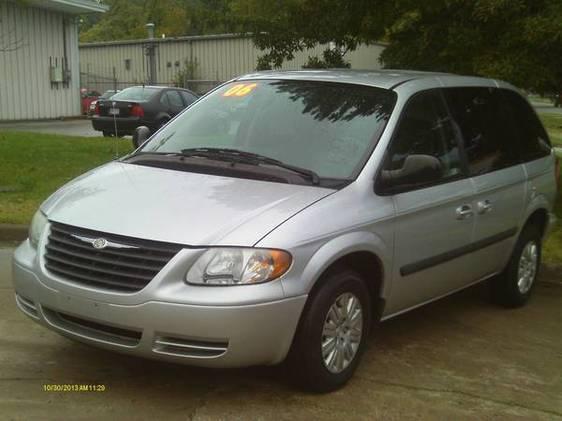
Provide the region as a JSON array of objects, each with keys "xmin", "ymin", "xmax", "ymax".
[
  {"xmin": 234, "ymin": 0, "xmax": 562, "ymax": 92},
  {"xmin": 233, "ymin": 0, "xmax": 389, "ymax": 69},
  {"xmin": 79, "ymin": 0, "xmax": 240, "ymax": 42},
  {"xmin": 381, "ymin": 0, "xmax": 562, "ymax": 94},
  {"xmin": 172, "ymin": 58, "xmax": 199, "ymax": 88},
  {"xmin": 539, "ymin": 114, "xmax": 562, "ymax": 147},
  {"xmin": 81, "ymin": 0, "xmax": 562, "ymax": 92},
  {"xmin": 302, "ymin": 49, "xmax": 351, "ymax": 69}
]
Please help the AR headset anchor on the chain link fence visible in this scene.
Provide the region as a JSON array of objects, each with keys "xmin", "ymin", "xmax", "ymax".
[{"xmin": 80, "ymin": 72, "xmax": 222, "ymax": 96}]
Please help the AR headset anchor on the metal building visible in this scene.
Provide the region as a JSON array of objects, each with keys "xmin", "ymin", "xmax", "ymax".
[
  {"xmin": 0, "ymin": 0, "xmax": 107, "ymax": 121},
  {"xmin": 79, "ymin": 34, "xmax": 386, "ymax": 94}
]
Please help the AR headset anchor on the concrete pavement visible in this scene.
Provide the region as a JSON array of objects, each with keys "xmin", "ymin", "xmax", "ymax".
[
  {"xmin": 1, "ymin": 246, "xmax": 561, "ymax": 420},
  {"xmin": 0, "ymin": 119, "xmax": 99, "ymax": 137}
]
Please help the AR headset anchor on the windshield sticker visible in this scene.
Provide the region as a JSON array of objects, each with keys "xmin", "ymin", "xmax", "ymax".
[{"xmin": 223, "ymin": 83, "xmax": 258, "ymax": 97}]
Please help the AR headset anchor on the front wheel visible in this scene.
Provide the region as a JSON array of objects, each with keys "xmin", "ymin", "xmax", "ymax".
[
  {"xmin": 288, "ymin": 269, "xmax": 372, "ymax": 392},
  {"xmin": 490, "ymin": 225, "xmax": 542, "ymax": 307}
]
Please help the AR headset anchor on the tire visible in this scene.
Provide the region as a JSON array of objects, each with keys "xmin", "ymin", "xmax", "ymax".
[
  {"xmin": 157, "ymin": 118, "xmax": 169, "ymax": 130},
  {"xmin": 490, "ymin": 224, "xmax": 542, "ymax": 308},
  {"xmin": 288, "ymin": 268, "xmax": 372, "ymax": 392},
  {"xmin": 102, "ymin": 131, "xmax": 113, "ymax": 137}
]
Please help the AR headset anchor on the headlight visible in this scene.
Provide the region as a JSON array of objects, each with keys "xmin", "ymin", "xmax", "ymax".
[
  {"xmin": 186, "ymin": 248, "xmax": 292, "ymax": 286},
  {"xmin": 29, "ymin": 210, "xmax": 48, "ymax": 249}
]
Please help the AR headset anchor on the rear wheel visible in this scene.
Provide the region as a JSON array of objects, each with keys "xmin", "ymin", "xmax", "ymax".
[
  {"xmin": 288, "ymin": 269, "xmax": 372, "ymax": 392},
  {"xmin": 102, "ymin": 131, "xmax": 113, "ymax": 137},
  {"xmin": 156, "ymin": 118, "xmax": 170, "ymax": 132},
  {"xmin": 490, "ymin": 224, "xmax": 542, "ymax": 307}
]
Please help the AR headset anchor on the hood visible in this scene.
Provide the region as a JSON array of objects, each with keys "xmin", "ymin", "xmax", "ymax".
[{"xmin": 41, "ymin": 162, "xmax": 334, "ymax": 246}]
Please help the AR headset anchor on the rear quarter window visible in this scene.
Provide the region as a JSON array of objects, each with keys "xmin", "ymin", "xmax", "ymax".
[{"xmin": 499, "ymin": 89, "xmax": 551, "ymax": 162}]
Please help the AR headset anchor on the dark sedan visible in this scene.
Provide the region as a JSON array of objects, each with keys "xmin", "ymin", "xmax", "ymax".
[{"xmin": 92, "ymin": 85, "xmax": 198, "ymax": 137}]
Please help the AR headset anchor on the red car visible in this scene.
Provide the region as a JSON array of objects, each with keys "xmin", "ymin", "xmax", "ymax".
[{"xmin": 80, "ymin": 89, "xmax": 101, "ymax": 115}]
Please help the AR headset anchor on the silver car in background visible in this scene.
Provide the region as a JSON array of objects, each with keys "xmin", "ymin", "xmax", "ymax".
[{"xmin": 13, "ymin": 70, "xmax": 558, "ymax": 392}]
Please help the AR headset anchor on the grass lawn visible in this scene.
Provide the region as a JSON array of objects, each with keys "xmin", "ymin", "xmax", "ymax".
[
  {"xmin": 540, "ymin": 113, "xmax": 562, "ymax": 147},
  {"xmin": 543, "ymin": 147, "xmax": 562, "ymax": 265},
  {"xmin": 0, "ymin": 120, "xmax": 561, "ymax": 264},
  {"xmin": 0, "ymin": 131, "xmax": 132, "ymax": 225}
]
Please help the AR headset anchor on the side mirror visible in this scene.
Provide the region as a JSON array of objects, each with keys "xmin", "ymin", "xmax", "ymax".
[
  {"xmin": 379, "ymin": 154, "xmax": 443, "ymax": 192},
  {"xmin": 132, "ymin": 126, "xmax": 151, "ymax": 149}
]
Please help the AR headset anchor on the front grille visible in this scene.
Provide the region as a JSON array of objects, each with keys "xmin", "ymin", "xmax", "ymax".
[{"xmin": 45, "ymin": 222, "xmax": 184, "ymax": 292}]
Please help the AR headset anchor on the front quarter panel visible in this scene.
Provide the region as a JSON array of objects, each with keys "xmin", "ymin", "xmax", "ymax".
[{"xmin": 256, "ymin": 183, "xmax": 395, "ymax": 302}]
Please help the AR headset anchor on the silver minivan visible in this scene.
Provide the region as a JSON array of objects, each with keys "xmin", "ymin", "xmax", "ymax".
[{"xmin": 13, "ymin": 70, "xmax": 559, "ymax": 391}]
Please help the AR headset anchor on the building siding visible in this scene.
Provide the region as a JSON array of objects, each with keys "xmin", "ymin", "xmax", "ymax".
[
  {"xmin": 79, "ymin": 35, "xmax": 385, "ymax": 92},
  {"xmin": 0, "ymin": 1, "xmax": 81, "ymax": 120}
]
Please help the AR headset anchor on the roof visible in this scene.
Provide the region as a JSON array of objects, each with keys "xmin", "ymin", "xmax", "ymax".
[
  {"xmin": 30, "ymin": 0, "xmax": 108, "ymax": 14},
  {"xmin": 237, "ymin": 69, "xmax": 496, "ymax": 90}
]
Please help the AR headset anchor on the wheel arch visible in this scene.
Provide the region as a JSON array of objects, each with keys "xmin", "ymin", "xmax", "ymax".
[
  {"xmin": 299, "ymin": 231, "xmax": 391, "ymax": 320},
  {"xmin": 524, "ymin": 208, "xmax": 549, "ymax": 238},
  {"xmin": 521, "ymin": 193, "xmax": 552, "ymax": 238}
]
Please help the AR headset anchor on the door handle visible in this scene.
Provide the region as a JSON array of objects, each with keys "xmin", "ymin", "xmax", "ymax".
[
  {"xmin": 477, "ymin": 199, "xmax": 493, "ymax": 214},
  {"xmin": 456, "ymin": 204, "xmax": 474, "ymax": 220}
]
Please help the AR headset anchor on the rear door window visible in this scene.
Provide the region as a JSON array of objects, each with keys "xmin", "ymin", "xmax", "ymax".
[
  {"xmin": 499, "ymin": 89, "xmax": 551, "ymax": 161},
  {"xmin": 443, "ymin": 87, "xmax": 520, "ymax": 176},
  {"xmin": 160, "ymin": 91, "xmax": 183, "ymax": 108},
  {"xmin": 180, "ymin": 91, "xmax": 197, "ymax": 106}
]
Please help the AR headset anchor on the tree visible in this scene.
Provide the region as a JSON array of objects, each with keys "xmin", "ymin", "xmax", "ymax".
[
  {"xmin": 231, "ymin": 0, "xmax": 392, "ymax": 70},
  {"xmin": 233, "ymin": 0, "xmax": 562, "ymax": 93},
  {"xmin": 79, "ymin": 0, "xmax": 239, "ymax": 42},
  {"xmin": 80, "ymin": 0, "xmax": 188, "ymax": 42},
  {"xmin": 381, "ymin": 0, "xmax": 562, "ymax": 94}
]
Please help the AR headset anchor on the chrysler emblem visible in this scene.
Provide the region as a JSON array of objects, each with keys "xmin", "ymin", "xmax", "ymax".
[
  {"xmin": 70, "ymin": 233, "xmax": 139, "ymax": 250},
  {"xmin": 92, "ymin": 238, "xmax": 108, "ymax": 249}
]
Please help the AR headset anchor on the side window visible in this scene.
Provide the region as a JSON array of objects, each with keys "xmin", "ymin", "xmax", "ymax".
[
  {"xmin": 443, "ymin": 87, "xmax": 520, "ymax": 176},
  {"xmin": 167, "ymin": 91, "xmax": 184, "ymax": 108},
  {"xmin": 500, "ymin": 89, "xmax": 551, "ymax": 161},
  {"xmin": 380, "ymin": 90, "xmax": 464, "ymax": 192},
  {"xmin": 180, "ymin": 91, "xmax": 197, "ymax": 106},
  {"xmin": 160, "ymin": 91, "xmax": 184, "ymax": 108}
]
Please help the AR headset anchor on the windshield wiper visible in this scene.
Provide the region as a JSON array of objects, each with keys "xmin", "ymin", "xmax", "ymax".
[{"xmin": 179, "ymin": 147, "xmax": 320, "ymax": 185}]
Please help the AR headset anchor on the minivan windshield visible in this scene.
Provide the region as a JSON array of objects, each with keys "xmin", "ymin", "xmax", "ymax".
[
  {"xmin": 112, "ymin": 86, "xmax": 160, "ymax": 102},
  {"xmin": 138, "ymin": 80, "xmax": 396, "ymax": 180}
]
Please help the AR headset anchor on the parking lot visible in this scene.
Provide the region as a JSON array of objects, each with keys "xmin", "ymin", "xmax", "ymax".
[
  {"xmin": 1, "ymin": 246, "xmax": 561, "ymax": 420},
  {"xmin": 0, "ymin": 119, "xmax": 99, "ymax": 138}
]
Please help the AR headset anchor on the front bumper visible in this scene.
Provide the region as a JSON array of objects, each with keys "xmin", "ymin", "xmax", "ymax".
[{"xmin": 12, "ymin": 241, "xmax": 307, "ymax": 368}]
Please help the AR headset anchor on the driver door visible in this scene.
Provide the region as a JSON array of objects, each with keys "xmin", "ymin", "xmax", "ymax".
[{"xmin": 382, "ymin": 90, "xmax": 478, "ymax": 314}]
